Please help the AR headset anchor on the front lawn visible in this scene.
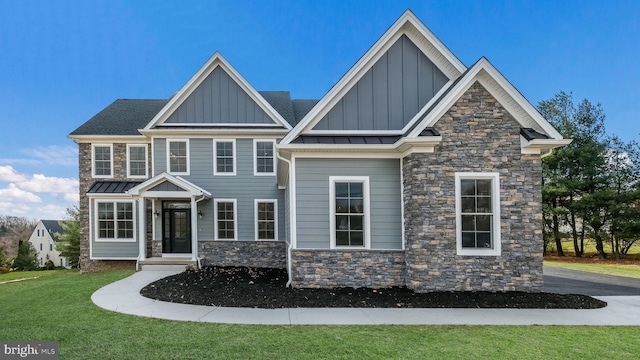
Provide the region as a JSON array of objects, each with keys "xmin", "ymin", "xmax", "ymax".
[
  {"xmin": 545, "ymin": 260, "xmax": 640, "ymax": 279},
  {"xmin": 1, "ymin": 270, "xmax": 639, "ymax": 359},
  {"xmin": 0, "ymin": 269, "xmax": 59, "ymax": 282}
]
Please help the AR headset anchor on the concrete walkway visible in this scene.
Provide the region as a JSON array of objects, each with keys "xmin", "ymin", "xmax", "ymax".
[{"xmin": 91, "ymin": 270, "xmax": 640, "ymax": 326}]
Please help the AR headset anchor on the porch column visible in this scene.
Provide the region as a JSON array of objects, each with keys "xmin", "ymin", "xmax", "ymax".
[
  {"xmin": 138, "ymin": 198, "xmax": 146, "ymax": 262},
  {"xmin": 191, "ymin": 197, "xmax": 198, "ymax": 262}
]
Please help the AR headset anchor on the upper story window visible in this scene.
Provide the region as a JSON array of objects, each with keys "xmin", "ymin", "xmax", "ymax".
[
  {"xmin": 167, "ymin": 140, "xmax": 189, "ymax": 175},
  {"xmin": 254, "ymin": 139, "xmax": 275, "ymax": 176},
  {"xmin": 455, "ymin": 172, "xmax": 501, "ymax": 256},
  {"xmin": 214, "ymin": 140, "xmax": 236, "ymax": 175},
  {"xmin": 329, "ymin": 176, "xmax": 370, "ymax": 249},
  {"xmin": 127, "ymin": 144, "xmax": 148, "ymax": 178},
  {"xmin": 92, "ymin": 144, "xmax": 113, "ymax": 178},
  {"xmin": 96, "ymin": 201, "xmax": 135, "ymax": 242}
]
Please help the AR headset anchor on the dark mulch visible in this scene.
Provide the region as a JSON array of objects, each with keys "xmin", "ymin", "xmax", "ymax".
[{"xmin": 140, "ymin": 266, "xmax": 607, "ymax": 309}]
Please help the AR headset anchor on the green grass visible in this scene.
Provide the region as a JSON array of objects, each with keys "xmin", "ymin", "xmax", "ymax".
[
  {"xmin": 1, "ymin": 270, "xmax": 639, "ymax": 359},
  {"xmin": 0, "ymin": 269, "xmax": 60, "ymax": 282},
  {"xmin": 548, "ymin": 239, "xmax": 640, "ymax": 255},
  {"xmin": 544, "ymin": 261, "xmax": 640, "ymax": 279}
]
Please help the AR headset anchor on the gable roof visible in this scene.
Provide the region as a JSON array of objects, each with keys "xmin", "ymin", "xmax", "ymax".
[
  {"xmin": 407, "ymin": 57, "xmax": 564, "ymax": 140},
  {"xmin": 281, "ymin": 9, "xmax": 466, "ymax": 144},
  {"xmin": 40, "ymin": 220, "xmax": 66, "ymax": 242},
  {"xmin": 144, "ymin": 52, "xmax": 292, "ymax": 130},
  {"xmin": 126, "ymin": 172, "xmax": 211, "ymax": 197},
  {"xmin": 69, "ymin": 99, "xmax": 168, "ymax": 136}
]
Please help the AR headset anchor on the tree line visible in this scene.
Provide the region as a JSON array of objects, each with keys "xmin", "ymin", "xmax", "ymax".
[{"xmin": 540, "ymin": 92, "xmax": 640, "ymax": 259}]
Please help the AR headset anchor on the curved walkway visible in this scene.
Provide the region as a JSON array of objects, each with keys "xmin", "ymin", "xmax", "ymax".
[{"xmin": 91, "ymin": 270, "xmax": 640, "ymax": 326}]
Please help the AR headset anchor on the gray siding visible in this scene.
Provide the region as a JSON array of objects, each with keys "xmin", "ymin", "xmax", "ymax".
[
  {"xmin": 89, "ymin": 198, "xmax": 139, "ymax": 258},
  {"xmin": 152, "ymin": 138, "xmax": 285, "ymax": 242},
  {"xmin": 295, "ymin": 158, "xmax": 402, "ymax": 249},
  {"xmin": 165, "ymin": 67, "xmax": 276, "ymax": 125},
  {"xmin": 313, "ymin": 35, "xmax": 448, "ymax": 131}
]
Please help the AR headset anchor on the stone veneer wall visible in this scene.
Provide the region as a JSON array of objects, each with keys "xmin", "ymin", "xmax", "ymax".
[
  {"xmin": 403, "ymin": 81, "xmax": 543, "ymax": 292},
  {"xmin": 290, "ymin": 250, "xmax": 406, "ymax": 288},
  {"xmin": 199, "ymin": 241, "xmax": 287, "ymax": 268},
  {"xmin": 78, "ymin": 143, "xmax": 146, "ymax": 272}
]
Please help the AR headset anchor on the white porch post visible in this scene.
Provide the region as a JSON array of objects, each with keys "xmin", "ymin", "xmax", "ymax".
[
  {"xmin": 137, "ymin": 198, "xmax": 146, "ymax": 262},
  {"xmin": 191, "ymin": 197, "xmax": 198, "ymax": 262}
]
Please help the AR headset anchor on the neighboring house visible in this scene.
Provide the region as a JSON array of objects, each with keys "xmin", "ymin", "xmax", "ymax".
[
  {"xmin": 28, "ymin": 220, "xmax": 71, "ymax": 268},
  {"xmin": 68, "ymin": 10, "xmax": 570, "ymax": 292}
]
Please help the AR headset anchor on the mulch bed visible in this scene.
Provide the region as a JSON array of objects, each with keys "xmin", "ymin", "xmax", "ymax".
[{"xmin": 140, "ymin": 266, "xmax": 607, "ymax": 309}]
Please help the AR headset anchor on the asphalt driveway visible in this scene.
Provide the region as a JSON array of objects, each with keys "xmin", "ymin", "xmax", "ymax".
[{"xmin": 543, "ymin": 266, "xmax": 640, "ymax": 296}]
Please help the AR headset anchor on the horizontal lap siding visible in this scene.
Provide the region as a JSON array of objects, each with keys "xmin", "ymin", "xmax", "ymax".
[
  {"xmin": 153, "ymin": 138, "xmax": 285, "ymax": 241},
  {"xmin": 295, "ymin": 158, "xmax": 402, "ymax": 249}
]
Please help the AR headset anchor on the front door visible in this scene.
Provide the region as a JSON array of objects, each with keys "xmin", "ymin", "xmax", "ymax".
[{"xmin": 162, "ymin": 202, "xmax": 191, "ymax": 254}]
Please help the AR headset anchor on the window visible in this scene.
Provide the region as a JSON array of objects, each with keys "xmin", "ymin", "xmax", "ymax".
[
  {"xmin": 455, "ymin": 172, "xmax": 501, "ymax": 256},
  {"xmin": 329, "ymin": 177, "xmax": 370, "ymax": 248},
  {"xmin": 214, "ymin": 199, "xmax": 237, "ymax": 240},
  {"xmin": 255, "ymin": 200, "xmax": 277, "ymax": 240},
  {"xmin": 127, "ymin": 144, "xmax": 148, "ymax": 178},
  {"xmin": 37, "ymin": 229, "xmax": 40, "ymax": 236},
  {"xmin": 254, "ymin": 140, "xmax": 275, "ymax": 175},
  {"xmin": 92, "ymin": 144, "xmax": 113, "ymax": 178},
  {"xmin": 49, "ymin": 244, "xmax": 52, "ymax": 251},
  {"xmin": 214, "ymin": 140, "xmax": 236, "ymax": 175},
  {"xmin": 60, "ymin": 259, "xmax": 63, "ymax": 267},
  {"xmin": 96, "ymin": 201, "xmax": 135, "ymax": 241},
  {"xmin": 40, "ymin": 243, "xmax": 43, "ymax": 251},
  {"xmin": 167, "ymin": 140, "xmax": 189, "ymax": 174}
]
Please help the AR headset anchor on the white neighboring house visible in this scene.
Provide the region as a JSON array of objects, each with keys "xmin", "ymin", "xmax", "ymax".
[{"xmin": 28, "ymin": 220, "xmax": 71, "ymax": 269}]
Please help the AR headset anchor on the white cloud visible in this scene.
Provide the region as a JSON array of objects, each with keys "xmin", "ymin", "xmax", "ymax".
[
  {"xmin": 0, "ymin": 165, "xmax": 29, "ymax": 182},
  {"xmin": 0, "ymin": 145, "xmax": 78, "ymax": 167},
  {"xmin": 0, "ymin": 184, "xmax": 41, "ymax": 203},
  {"xmin": 64, "ymin": 192, "xmax": 80, "ymax": 202},
  {"xmin": 0, "ymin": 201, "xmax": 31, "ymax": 215},
  {"xmin": 20, "ymin": 174, "xmax": 78, "ymax": 194}
]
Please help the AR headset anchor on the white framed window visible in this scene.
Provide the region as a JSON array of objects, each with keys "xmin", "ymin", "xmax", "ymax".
[
  {"xmin": 127, "ymin": 144, "xmax": 148, "ymax": 178},
  {"xmin": 95, "ymin": 201, "xmax": 136, "ymax": 242},
  {"xmin": 214, "ymin": 199, "xmax": 237, "ymax": 240},
  {"xmin": 166, "ymin": 139, "xmax": 189, "ymax": 175},
  {"xmin": 92, "ymin": 144, "xmax": 113, "ymax": 178},
  {"xmin": 214, "ymin": 140, "xmax": 236, "ymax": 176},
  {"xmin": 254, "ymin": 199, "xmax": 277, "ymax": 240},
  {"xmin": 455, "ymin": 172, "xmax": 501, "ymax": 256},
  {"xmin": 329, "ymin": 176, "xmax": 370, "ymax": 249},
  {"xmin": 254, "ymin": 139, "xmax": 276, "ymax": 176}
]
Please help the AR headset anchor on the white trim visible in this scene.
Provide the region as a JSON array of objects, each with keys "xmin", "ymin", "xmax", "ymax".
[
  {"xmin": 89, "ymin": 256, "xmax": 138, "ymax": 260},
  {"xmin": 329, "ymin": 176, "xmax": 371, "ymax": 249},
  {"xmin": 91, "ymin": 144, "xmax": 113, "ymax": 179},
  {"xmin": 408, "ymin": 58, "xmax": 565, "ymax": 140},
  {"xmin": 126, "ymin": 172, "xmax": 211, "ymax": 198},
  {"xmin": 94, "ymin": 200, "xmax": 137, "ymax": 243},
  {"xmin": 290, "ymin": 156, "xmax": 298, "ymax": 249},
  {"xmin": 144, "ymin": 52, "xmax": 292, "ymax": 130},
  {"xmin": 140, "ymin": 129, "xmax": 289, "ymax": 137},
  {"xmin": 166, "ymin": 139, "xmax": 190, "ymax": 175},
  {"xmin": 214, "ymin": 199, "xmax": 238, "ymax": 240},
  {"xmin": 253, "ymin": 139, "xmax": 276, "ymax": 176},
  {"xmin": 281, "ymin": 10, "xmax": 465, "ymax": 145},
  {"xmin": 68, "ymin": 135, "xmax": 146, "ymax": 143},
  {"xmin": 158, "ymin": 123, "xmax": 284, "ymax": 128},
  {"xmin": 400, "ymin": 159, "xmax": 405, "ymax": 251},
  {"xmin": 151, "ymin": 138, "xmax": 155, "ymax": 176},
  {"xmin": 254, "ymin": 199, "xmax": 278, "ymax": 241},
  {"xmin": 126, "ymin": 144, "xmax": 148, "ymax": 179},
  {"xmin": 137, "ymin": 199, "xmax": 146, "ymax": 262},
  {"xmin": 454, "ymin": 172, "xmax": 501, "ymax": 256},
  {"xmin": 213, "ymin": 139, "xmax": 237, "ymax": 176}
]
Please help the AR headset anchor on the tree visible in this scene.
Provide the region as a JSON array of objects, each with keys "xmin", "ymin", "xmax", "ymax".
[
  {"xmin": 55, "ymin": 206, "xmax": 80, "ymax": 268},
  {"xmin": 539, "ymin": 92, "xmax": 608, "ymax": 257},
  {"xmin": 13, "ymin": 240, "xmax": 38, "ymax": 270}
]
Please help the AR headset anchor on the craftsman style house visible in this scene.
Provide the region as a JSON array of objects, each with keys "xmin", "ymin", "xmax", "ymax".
[{"xmin": 69, "ymin": 11, "xmax": 569, "ymax": 292}]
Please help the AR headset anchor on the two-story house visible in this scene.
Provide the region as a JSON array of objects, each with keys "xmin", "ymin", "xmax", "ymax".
[
  {"xmin": 69, "ymin": 10, "xmax": 570, "ymax": 292},
  {"xmin": 28, "ymin": 220, "xmax": 71, "ymax": 268}
]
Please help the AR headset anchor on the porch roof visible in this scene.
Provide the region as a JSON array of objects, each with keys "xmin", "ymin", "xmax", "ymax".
[{"xmin": 126, "ymin": 172, "xmax": 211, "ymax": 198}]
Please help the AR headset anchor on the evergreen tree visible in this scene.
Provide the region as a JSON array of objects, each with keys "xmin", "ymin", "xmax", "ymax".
[
  {"xmin": 13, "ymin": 240, "xmax": 38, "ymax": 270},
  {"xmin": 55, "ymin": 206, "xmax": 80, "ymax": 268}
]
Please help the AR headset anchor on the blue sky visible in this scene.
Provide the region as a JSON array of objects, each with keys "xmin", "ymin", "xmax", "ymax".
[{"xmin": 0, "ymin": 0, "xmax": 639, "ymax": 220}]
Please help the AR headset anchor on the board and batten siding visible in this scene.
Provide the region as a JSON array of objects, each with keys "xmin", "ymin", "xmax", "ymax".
[
  {"xmin": 295, "ymin": 158, "xmax": 402, "ymax": 249},
  {"xmin": 89, "ymin": 198, "xmax": 140, "ymax": 258},
  {"xmin": 312, "ymin": 35, "xmax": 448, "ymax": 131},
  {"xmin": 152, "ymin": 138, "xmax": 285, "ymax": 241},
  {"xmin": 164, "ymin": 67, "xmax": 276, "ymax": 125}
]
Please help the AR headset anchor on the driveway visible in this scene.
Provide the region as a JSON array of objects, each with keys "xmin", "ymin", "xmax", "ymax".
[{"xmin": 543, "ymin": 266, "xmax": 640, "ymax": 296}]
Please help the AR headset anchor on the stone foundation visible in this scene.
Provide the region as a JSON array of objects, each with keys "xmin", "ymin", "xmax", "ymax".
[
  {"xmin": 80, "ymin": 259, "xmax": 136, "ymax": 272},
  {"xmin": 199, "ymin": 240, "xmax": 286, "ymax": 268},
  {"xmin": 151, "ymin": 240, "xmax": 162, "ymax": 257},
  {"xmin": 291, "ymin": 250, "xmax": 406, "ymax": 288}
]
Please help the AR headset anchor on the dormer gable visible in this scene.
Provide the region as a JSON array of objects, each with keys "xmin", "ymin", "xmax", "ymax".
[{"xmin": 144, "ymin": 52, "xmax": 292, "ymax": 130}]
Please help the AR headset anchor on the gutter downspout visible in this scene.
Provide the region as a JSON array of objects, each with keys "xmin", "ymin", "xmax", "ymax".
[
  {"xmin": 194, "ymin": 195, "xmax": 207, "ymax": 269},
  {"xmin": 276, "ymin": 151, "xmax": 294, "ymax": 287}
]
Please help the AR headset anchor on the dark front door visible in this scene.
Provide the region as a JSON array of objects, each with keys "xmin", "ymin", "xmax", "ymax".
[{"xmin": 162, "ymin": 202, "xmax": 191, "ymax": 254}]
